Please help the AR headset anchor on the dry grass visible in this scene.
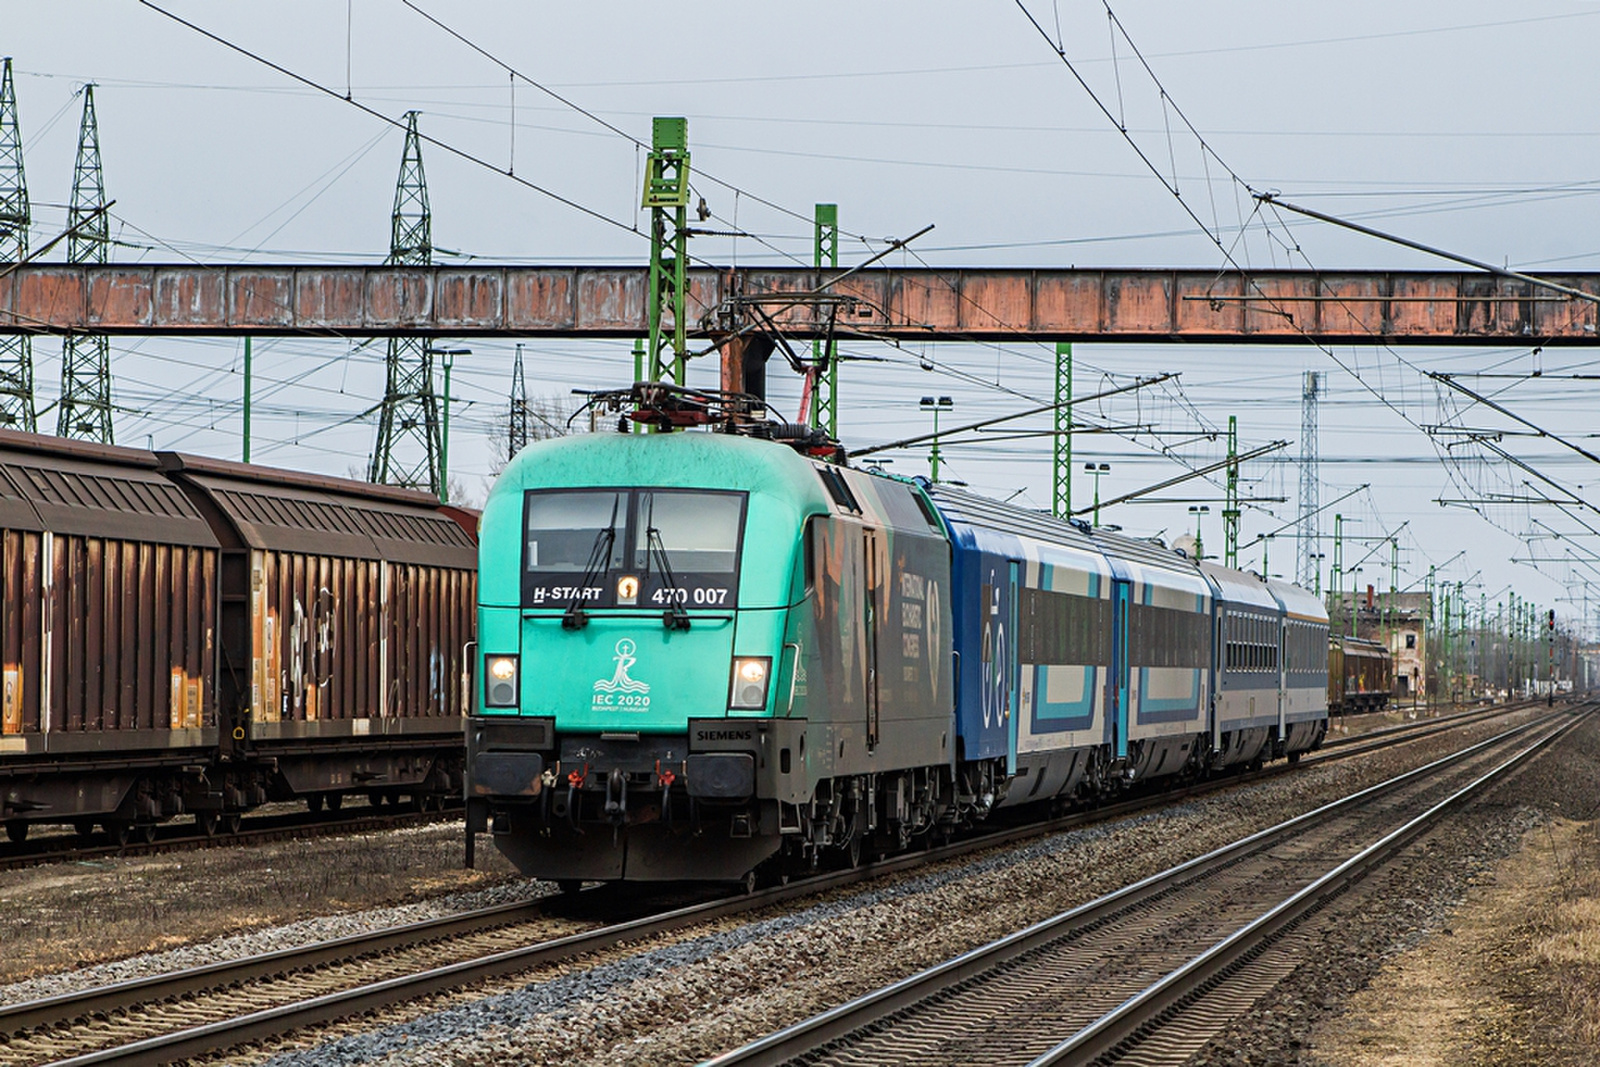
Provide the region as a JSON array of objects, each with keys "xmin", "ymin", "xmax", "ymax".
[
  {"xmin": 1314, "ymin": 817, "xmax": 1600, "ymax": 1066},
  {"xmin": 1527, "ymin": 821, "xmax": 1600, "ymax": 1050}
]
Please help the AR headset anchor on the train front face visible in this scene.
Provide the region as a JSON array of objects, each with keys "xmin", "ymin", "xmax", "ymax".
[{"xmin": 468, "ymin": 432, "xmax": 823, "ymax": 883}]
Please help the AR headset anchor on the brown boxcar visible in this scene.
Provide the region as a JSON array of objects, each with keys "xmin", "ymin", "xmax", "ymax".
[
  {"xmin": 1, "ymin": 429, "xmax": 478, "ymax": 845},
  {"xmin": 1327, "ymin": 634, "xmax": 1393, "ymax": 714},
  {"xmin": 157, "ymin": 453, "xmax": 477, "ymax": 809},
  {"xmin": 0, "ymin": 431, "xmax": 221, "ymax": 842}
]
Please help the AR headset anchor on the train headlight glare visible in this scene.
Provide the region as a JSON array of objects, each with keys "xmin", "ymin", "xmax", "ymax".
[
  {"xmin": 485, "ymin": 655, "xmax": 520, "ymax": 708},
  {"xmin": 729, "ymin": 656, "xmax": 772, "ymax": 710},
  {"xmin": 617, "ymin": 575, "xmax": 640, "ymax": 605}
]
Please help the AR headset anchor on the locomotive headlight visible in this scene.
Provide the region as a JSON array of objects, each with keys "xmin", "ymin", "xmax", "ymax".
[
  {"xmin": 729, "ymin": 656, "xmax": 772, "ymax": 710},
  {"xmin": 485, "ymin": 655, "xmax": 520, "ymax": 708},
  {"xmin": 617, "ymin": 574, "xmax": 640, "ymax": 605}
]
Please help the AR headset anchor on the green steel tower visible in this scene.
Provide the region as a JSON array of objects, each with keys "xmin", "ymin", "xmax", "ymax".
[
  {"xmin": 0, "ymin": 59, "xmax": 34, "ymax": 433},
  {"xmin": 642, "ymin": 117, "xmax": 690, "ymax": 385},
  {"xmin": 368, "ymin": 111, "xmax": 442, "ymax": 493},
  {"xmin": 810, "ymin": 203, "xmax": 839, "ymax": 435},
  {"xmin": 1223, "ymin": 415, "xmax": 1240, "ymax": 568},
  {"xmin": 58, "ymin": 85, "xmax": 114, "ymax": 443},
  {"xmin": 1052, "ymin": 342, "xmax": 1072, "ymax": 518}
]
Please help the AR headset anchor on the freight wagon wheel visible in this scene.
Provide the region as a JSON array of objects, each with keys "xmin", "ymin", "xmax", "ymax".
[
  {"xmin": 223, "ymin": 813, "xmax": 242, "ymax": 835},
  {"xmin": 137, "ymin": 824, "xmax": 157, "ymax": 845},
  {"xmin": 195, "ymin": 812, "xmax": 219, "ymax": 837},
  {"xmin": 73, "ymin": 819, "xmax": 96, "ymax": 840},
  {"xmin": 306, "ymin": 795, "xmax": 325, "ymax": 815},
  {"xmin": 326, "ymin": 793, "xmax": 344, "ymax": 812},
  {"xmin": 4, "ymin": 820, "xmax": 26, "ymax": 844},
  {"xmin": 104, "ymin": 820, "xmax": 132, "ymax": 847}
]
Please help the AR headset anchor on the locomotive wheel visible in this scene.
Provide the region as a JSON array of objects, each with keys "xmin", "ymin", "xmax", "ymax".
[
  {"xmin": 845, "ymin": 834, "xmax": 862, "ymax": 870},
  {"xmin": 4, "ymin": 820, "xmax": 26, "ymax": 844},
  {"xmin": 740, "ymin": 870, "xmax": 758, "ymax": 895}
]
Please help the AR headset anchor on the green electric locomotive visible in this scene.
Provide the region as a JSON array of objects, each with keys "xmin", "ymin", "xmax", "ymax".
[{"xmin": 467, "ymin": 429, "xmax": 955, "ymax": 884}]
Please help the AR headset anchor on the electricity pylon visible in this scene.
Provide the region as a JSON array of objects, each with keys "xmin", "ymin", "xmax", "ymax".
[
  {"xmin": 368, "ymin": 111, "xmax": 441, "ymax": 493},
  {"xmin": 1297, "ymin": 371, "xmax": 1323, "ymax": 589},
  {"xmin": 58, "ymin": 84, "xmax": 114, "ymax": 443},
  {"xmin": 0, "ymin": 58, "xmax": 35, "ymax": 433},
  {"xmin": 508, "ymin": 342, "xmax": 529, "ymax": 458}
]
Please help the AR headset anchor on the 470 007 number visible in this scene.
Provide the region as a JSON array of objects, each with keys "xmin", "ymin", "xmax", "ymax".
[{"xmin": 651, "ymin": 587, "xmax": 729, "ymax": 605}]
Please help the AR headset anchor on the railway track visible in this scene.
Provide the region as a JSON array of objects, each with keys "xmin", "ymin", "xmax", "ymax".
[
  {"xmin": 705, "ymin": 704, "xmax": 1587, "ymax": 1066},
  {"xmin": 0, "ymin": 698, "xmax": 1528, "ymax": 875},
  {"xmin": 0, "ymin": 800, "xmax": 461, "ymax": 873},
  {"xmin": 0, "ymin": 699, "xmax": 1552, "ymax": 1066}
]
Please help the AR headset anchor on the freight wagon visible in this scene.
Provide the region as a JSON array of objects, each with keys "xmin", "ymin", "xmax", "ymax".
[
  {"xmin": 0, "ymin": 430, "xmax": 476, "ymax": 844},
  {"xmin": 1327, "ymin": 633, "xmax": 1393, "ymax": 714}
]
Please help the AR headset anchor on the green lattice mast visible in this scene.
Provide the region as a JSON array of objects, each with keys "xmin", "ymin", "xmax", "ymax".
[
  {"xmin": 642, "ymin": 117, "xmax": 689, "ymax": 385},
  {"xmin": 810, "ymin": 203, "xmax": 839, "ymax": 435},
  {"xmin": 58, "ymin": 84, "xmax": 114, "ymax": 443},
  {"xmin": 368, "ymin": 111, "xmax": 441, "ymax": 492},
  {"xmin": 0, "ymin": 58, "xmax": 34, "ymax": 432}
]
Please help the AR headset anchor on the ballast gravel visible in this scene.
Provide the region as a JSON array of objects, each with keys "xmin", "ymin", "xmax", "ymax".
[
  {"xmin": 211, "ymin": 706, "xmax": 1562, "ymax": 1067},
  {"xmin": 0, "ymin": 877, "xmax": 550, "ymax": 1009}
]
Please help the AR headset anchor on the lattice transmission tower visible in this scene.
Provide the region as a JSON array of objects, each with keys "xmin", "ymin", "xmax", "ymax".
[
  {"xmin": 368, "ymin": 111, "xmax": 441, "ymax": 492},
  {"xmin": 59, "ymin": 84, "xmax": 114, "ymax": 443},
  {"xmin": 1296, "ymin": 370, "xmax": 1323, "ymax": 591},
  {"xmin": 507, "ymin": 342, "xmax": 528, "ymax": 459},
  {"xmin": 0, "ymin": 58, "xmax": 35, "ymax": 432}
]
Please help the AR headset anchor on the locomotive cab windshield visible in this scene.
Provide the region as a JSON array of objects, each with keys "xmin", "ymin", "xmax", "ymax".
[{"xmin": 521, "ymin": 487, "xmax": 745, "ymax": 612}]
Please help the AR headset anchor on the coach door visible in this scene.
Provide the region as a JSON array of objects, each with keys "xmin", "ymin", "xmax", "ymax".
[
  {"xmin": 1006, "ymin": 560, "xmax": 1020, "ymax": 776},
  {"xmin": 1111, "ymin": 577, "xmax": 1131, "ymax": 759}
]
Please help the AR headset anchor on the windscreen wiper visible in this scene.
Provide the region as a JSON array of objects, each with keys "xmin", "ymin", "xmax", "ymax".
[
  {"xmin": 643, "ymin": 496, "xmax": 691, "ymax": 631},
  {"xmin": 561, "ymin": 496, "xmax": 619, "ymax": 631}
]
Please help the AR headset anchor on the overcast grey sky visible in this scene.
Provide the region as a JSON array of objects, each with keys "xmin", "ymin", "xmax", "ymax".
[{"xmin": 10, "ymin": 1, "xmax": 1600, "ymax": 626}]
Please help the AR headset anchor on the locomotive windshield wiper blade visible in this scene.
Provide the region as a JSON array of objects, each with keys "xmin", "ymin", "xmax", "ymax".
[
  {"xmin": 562, "ymin": 496, "xmax": 620, "ymax": 631},
  {"xmin": 643, "ymin": 495, "xmax": 691, "ymax": 631}
]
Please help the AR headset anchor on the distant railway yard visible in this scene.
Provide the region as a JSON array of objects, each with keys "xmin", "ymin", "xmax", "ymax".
[{"xmin": 2, "ymin": 699, "xmax": 1596, "ymax": 1066}]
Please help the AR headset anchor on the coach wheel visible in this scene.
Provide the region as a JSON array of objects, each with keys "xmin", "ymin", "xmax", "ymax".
[
  {"xmin": 307, "ymin": 795, "xmax": 325, "ymax": 815},
  {"xmin": 326, "ymin": 793, "xmax": 344, "ymax": 812},
  {"xmin": 196, "ymin": 811, "xmax": 220, "ymax": 837},
  {"xmin": 223, "ymin": 813, "xmax": 242, "ymax": 835},
  {"xmin": 4, "ymin": 820, "xmax": 26, "ymax": 844},
  {"xmin": 105, "ymin": 820, "xmax": 133, "ymax": 847}
]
